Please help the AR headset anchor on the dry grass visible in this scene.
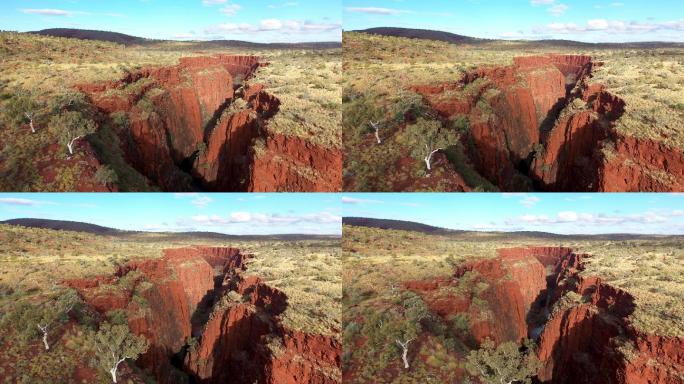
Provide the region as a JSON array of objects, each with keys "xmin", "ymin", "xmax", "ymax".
[
  {"xmin": 590, "ymin": 51, "xmax": 684, "ymax": 148},
  {"xmin": 0, "ymin": 33, "xmax": 341, "ymax": 191},
  {"xmin": 343, "ymin": 32, "xmax": 684, "ymax": 191},
  {"xmin": 0, "ymin": 224, "xmax": 340, "ymax": 335},
  {"xmin": 343, "ymin": 225, "xmax": 684, "ymax": 338},
  {"xmin": 253, "ymin": 49, "xmax": 342, "ymax": 148}
]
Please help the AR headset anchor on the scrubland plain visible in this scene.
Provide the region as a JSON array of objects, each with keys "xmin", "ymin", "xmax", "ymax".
[
  {"xmin": 343, "ymin": 32, "xmax": 684, "ymax": 192},
  {"xmin": 343, "ymin": 224, "xmax": 684, "ymax": 384}
]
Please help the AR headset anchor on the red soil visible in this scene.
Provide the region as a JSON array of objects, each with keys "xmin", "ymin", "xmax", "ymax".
[
  {"xmin": 413, "ymin": 54, "xmax": 684, "ymax": 191},
  {"xmin": 75, "ymin": 55, "xmax": 341, "ymax": 192},
  {"xmin": 64, "ymin": 246, "xmax": 341, "ymax": 384}
]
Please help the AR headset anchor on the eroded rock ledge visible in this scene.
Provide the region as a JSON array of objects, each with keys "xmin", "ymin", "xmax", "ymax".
[
  {"xmin": 65, "ymin": 246, "xmax": 341, "ymax": 384},
  {"xmin": 405, "ymin": 246, "xmax": 683, "ymax": 383},
  {"xmin": 413, "ymin": 54, "xmax": 684, "ymax": 191},
  {"xmin": 77, "ymin": 55, "xmax": 341, "ymax": 192}
]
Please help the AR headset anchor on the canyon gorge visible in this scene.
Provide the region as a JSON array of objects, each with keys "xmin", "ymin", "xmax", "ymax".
[
  {"xmin": 75, "ymin": 55, "xmax": 341, "ymax": 192},
  {"xmin": 64, "ymin": 246, "xmax": 341, "ymax": 384},
  {"xmin": 413, "ymin": 54, "xmax": 684, "ymax": 192},
  {"xmin": 405, "ymin": 246, "xmax": 683, "ymax": 383}
]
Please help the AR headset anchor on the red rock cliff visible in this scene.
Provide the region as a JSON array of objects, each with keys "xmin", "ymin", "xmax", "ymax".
[
  {"xmin": 64, "ymin": 246, "xmax": 341, "ymax": 384},
  {"xmin": 413, "ymin": 54, "xmax": 684, "ymax": 192},
  {"xmin": 77, "ymin": 55, "xmax": 341, "ymax": 192}
]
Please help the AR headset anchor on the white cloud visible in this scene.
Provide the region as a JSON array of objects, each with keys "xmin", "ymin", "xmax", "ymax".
[
  {"xmin": 341, "ymin": 196, "xmax": 384, "ymax": 205},
  {"xmin": 191, "ymin": 195, "xmax": 213, "ymax": 208},
  {"xmin": 506, "ymin": 211, "xmax": 670, "ymax": 226},
  {"xmin": 220, "ymin": 4, "xmax": 241, "ymax": 15},
  {"xmin": 204, "ymin": 19, "xmax": 340, "ymax": 35},
  {"xmin": 0, "ymin": 198, "xmax": 42, "ymax": 206},
  {"xmin": 521, "ymin": 196, "xmax": 541, "ymax": 208},
  {"xmin": 531, "ymin": 0, "xmax": 555, "ymax": 4},
  {"xmin": 549, "ymin": 3, "xmax": 568, "ymax": 16},
  {"xmin": 268, "ymin": 2, "xmax": 299, "ymax": 8},
  {"xmin": 260, "ymin": 19, "xmax": 283, "ymax": 30},
  {"xmin": 534, "ymin": 18, "xmax": 684, "ymax": 34},
  {"xmin": 20, "ymin": 8, "xmax": 71, "ymax": 16},
  {"xmin": 587, "ymin": 19, "xmax": 610, "ymax": 30},
  {"xmin": 187, "ymin": 211, "xmax": 341, "ymax": 226},
  {"xmin": 173, "ymin": 193, "xmax": 213, "ymax": 208},
  {"xmin": 202, "ymin": 0, "xmax": 228, "ymax": 5},
  {"xmin": 557, "ymin": 211, "xmax": 578, "ymax": 221},
  {"xmin": 345, "ymin": 7, "xmax": 404, "ymax": 15}
]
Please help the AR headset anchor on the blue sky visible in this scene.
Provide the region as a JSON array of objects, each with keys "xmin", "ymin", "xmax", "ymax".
[
  {"xmin": 343, "ymin": 193, "xmax": 684, "ymax": 235},
  {"xmin": 0, "ymin": 0, "xmax": 341, "ymax": 42},
  {"xmin": 0, "ymin": 193, "xmax": 341, "ymax": 235},
  {"xmin": 344, "ymin": 0, "xmax": 684, "ymax": 42}
]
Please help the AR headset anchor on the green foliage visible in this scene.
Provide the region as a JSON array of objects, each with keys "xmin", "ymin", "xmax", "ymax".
[
  {"xmin": 466, "ymin": 338, "xmax": 541, "ymax": 384},
  {"xmin": 3, "ymin": 89, "xmax": 40, "ymax": 127},
  {"xmin": 360, "ymin": 291, "xmax": 430, "ymax": 369},
  {"xmin": 342, "ymin": 89, "xmax": 384, "ymax": 140},
  {"xmin": 87, "ymin": 321, "xmax": 149, "ymax": 379},
  {"xmin": 400, "ymin": 118, "xmax": 459, "ymax": 173},
  {"xmin": 48, "ymin": 90, "xmax": 94, "ymax": 117},
  {"xmin": 48, "ymin": 110, "xmax": 97, "ymax": 154},
  {"xmin": 94, "ymin": 165, "xmax": 118, "ymax": 187},
  {"xmin": 110, "ymin": 111, "xmax": 129, "ymax": 130},
  {"xmin": 1, "ymin": 289, "xmax": 81, "ymax": 347},
  {"xmin": 448, "ymin": 114, "xmax": 470, "ymax": 133},
  {"xmin": 389, "ymin": 91, "xmax": 427, "ymax": 124}
]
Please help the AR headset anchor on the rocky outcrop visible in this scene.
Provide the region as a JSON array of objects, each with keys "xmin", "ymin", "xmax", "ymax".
[
  {"xmin": 413, "ymin": 54, "xmax": 684, "ymax": 192},
  {"xmin": 521, "ymin": 247, "xmax": 683, "ymax": 384},
  {"xmin": 64, "ymin": 246, "xmax": 341, "ymax": 384},
  {"xmin": 77, "ymin": 55, "xmax": 340, "ymax": 192},
  {"xmin": 406, "ymin": 250, "xmax": 548, "ymax": 345},
  {"xmin": 404, "ymin": 246, "xmax": 683, "ymax": 383}
]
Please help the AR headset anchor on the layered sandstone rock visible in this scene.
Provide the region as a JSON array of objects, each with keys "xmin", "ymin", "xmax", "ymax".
[
  {"xmin": 64, "ymin": 246, "xmax": 341, "ymax": 384},
  {"xmin": 77, "ymin": 55, "xmax": 340, "ymax": 192},
  {"xmin": 413, "ymin": 54, "xmax": 684, "ymax": 192},
  {"xmin": 404, "ymin": 246, "xmax": 683, "ymax": 383}
]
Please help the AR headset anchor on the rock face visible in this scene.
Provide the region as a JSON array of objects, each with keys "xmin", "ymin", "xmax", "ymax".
[
  {"xmin": 405, "ymin": 249, "xmax": 548, "ymax": 345},
  {"xmin": 64, "ymin": 246, "xmax": 341, "ymax": 384},
  {"xmin": 77, "ymin": 55, "xmax": 341, "ymax": 192},
  {"xmin": 405, "ymin": 246, "xmax": 683, "ymax": 384},
  {"xmin": 413, "ymin": 54, "xmax": 684, "ymax": 191}
]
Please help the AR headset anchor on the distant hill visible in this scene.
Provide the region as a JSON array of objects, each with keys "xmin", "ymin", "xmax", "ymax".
[
  {"xmin": 1, "ymin": 218, "xmax": 339, "ymax": 240},
  {"xmin": 196, "ymin": 40, "xmax": 341, "ymax": 50},
  {"xmin": 350, "ymin": 27, "xmax": 684, "ymax": 49},
  {"xmin": 1, "ymin": 218, "xmax": 124, "ymax": 235},
  {"xmin": 32, "ymin": 28, "xmax": 150, "ymax": 45},
  {"xmin": 343, "ymin": 217, "xmax": 684, "ymax": 241},
  {"xmin": 343, "ymin": 217, "xmax": 455, "ymax": 234},
  {"xmin": 353, "ymin": 27, "xmax": 484, "ymax": 45},
  {"xmin": 30, "ymin": 28, "xmax": 341, "ymax": 49}
]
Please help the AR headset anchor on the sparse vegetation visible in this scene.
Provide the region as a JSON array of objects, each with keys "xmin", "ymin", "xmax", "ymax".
[
  {"xmin": 343, "ymin": 224, "xmax": 684, "ymax": 383},
  {"xmin": 343, "ymin": 31, "xmax": 684, "ymax": 192},
  {"xmin": 0, "ymin": 31, "xmax": 340, "ymax": 191},
  {"xmin": 0, "ymin": 224, "xmax": 340, "ymax": 382}
]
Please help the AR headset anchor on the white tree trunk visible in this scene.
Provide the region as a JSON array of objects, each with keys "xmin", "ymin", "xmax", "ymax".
[
  {"xmin": 396, "ymin": 338, "xmax": 413, "ymax": 369},
  {"xmin": 67, "ymin": 136, "xmax": 84, "ymax": 155},
  {"xmin": 110, "ymin": 366, "xmax": 118, "ymax": 383},
  {"xmin": 110, "ymin": 358, "xmax": 125, "ymax": 383},
  {"xmin": 370, "ymin": 121, "xmax": 381, "ymax": 144},
  {"xmin": 25, "ymin": 113, "xmax": 35, "ymax": 133},
  {"xmin": 37, "ymin": 324, "xmax": 49, "ymax": 350},
  {"xmin": 424, "ymin": 148, "xmax": 441, "ymax": 173}
]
